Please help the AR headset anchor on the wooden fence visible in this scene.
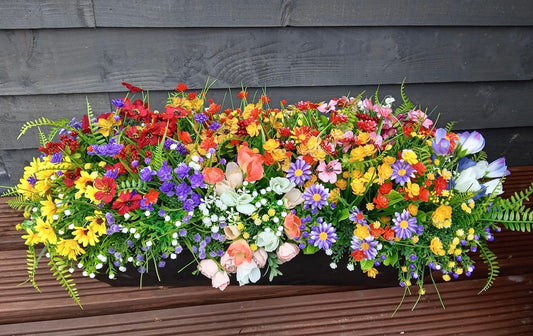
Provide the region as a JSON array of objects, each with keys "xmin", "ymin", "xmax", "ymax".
[{"xmin": 1, "ymin": 0, "xmax": 533, "ymax": 186}]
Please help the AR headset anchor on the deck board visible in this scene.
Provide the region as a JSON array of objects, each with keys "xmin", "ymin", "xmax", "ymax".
[{"xmin": 1, "ymin": 167, "xmax": 532, "ymax": 334}]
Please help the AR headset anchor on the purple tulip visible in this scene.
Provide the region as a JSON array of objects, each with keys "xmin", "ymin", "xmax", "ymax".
[
  {"xmin": 486, "ymin": 157, "xmax": 510, "ymax": 178},
  {"xmin": 458, "ymin": 131, "xmax": 485, "ymax": 156},
  {"xmin": 431, "ymin": 128, "xmax": 451, "ymax": 155}
]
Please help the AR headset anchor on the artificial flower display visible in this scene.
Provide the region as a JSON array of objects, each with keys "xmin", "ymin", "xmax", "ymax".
[{"xmin": 6, "ymin": 81, "xmax": 533, "ymax": 309}]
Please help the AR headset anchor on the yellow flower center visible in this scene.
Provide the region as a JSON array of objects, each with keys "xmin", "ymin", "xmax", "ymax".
[
  {"xmin": 294, "ymin": 169, "xmax": 303, "ymax": 177},
  {"xmin": 398, "ymin": 169, "xmax": 406, "ymax": 176},
  {"xmin": 319, "ymin": 232, "xmax": 328, "ymax": 241},
  {"xmin": 312, "ymin": 193, "xmax": 322, "ymax": 202},
  {"xmin": 360, "ymin": 242, "xmax": 370, "ymax": 251},
  {"xmin": 400, "ymin": 220, "xmax": 409, "ymax": 229}
]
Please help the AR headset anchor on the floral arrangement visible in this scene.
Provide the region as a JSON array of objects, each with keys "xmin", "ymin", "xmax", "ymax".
[{"xmin": 5, "ymin": 81, "xmax": 533, "ymax": 309}]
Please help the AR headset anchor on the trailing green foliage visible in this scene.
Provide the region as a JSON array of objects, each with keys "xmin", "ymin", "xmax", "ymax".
[
  {"xmin": 18, "ymin": 117, "xmax": 69, "ymax": 139},
  {"xmin": 488, "ymin": 205, "xmax": 533, "ymax": 232},
  {"xmin": 396, "ymin": 80, "xmax": 416, "ymax": 115},
  {"xmin": 7, "ymin": 195, "xmax": 34, "ymax": 211},
  {"xmin": 48, "ymin": 253, "xmax": 82, "ymax": 308},
  {"xmin": 477, "ymin": 241, "xmax": 500, "ymax": 294},
  {"xmin": 20, "ymin": 246, "xmax": 42, "ymax": 292}
]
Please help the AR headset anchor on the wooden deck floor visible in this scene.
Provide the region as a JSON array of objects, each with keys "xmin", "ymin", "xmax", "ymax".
[{"xmin": 1, "ymin": 167, "xmax": 533, "ymax": 335}]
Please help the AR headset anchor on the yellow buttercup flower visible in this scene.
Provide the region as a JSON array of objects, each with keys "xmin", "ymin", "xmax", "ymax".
[
  {"xmin": 56, "ymin": 239, "xmax": 85, "ymax": 260},
  {"xmin": 383, "ymin": 156, "xmax": 396, "ymax": 165},
  {"xmin": 349, "ymin": 146, "xmax": 366, "ymax": 162},
  {"xmin": 34, "ymin": 217, "xmax": 57, "ymax": 244},
  {"xmin": 402, "ymin": 149, "xmax": 418, "ymax": 165},
  {"xmin": 363, "ymin": 144, "xmax": 376, "ymax": 157},
  {"xmin": 430, "ymin": 237, "xmax": 445, "ymax": 256},
  {"xmin": 40, "ymin": 196, "xmax": 57, "ymax": 220},
  {"xmin": 246, "ymin": 122, "xmax": 260, "ymax": 137},
  {"xmin": 97, "ymin": 113, "xmax": 121, "ymax": 137},
  {"xmin": 353, "ymin": 224, "xmax": 370, "ymax": 240},
  {"xmin": 357, "ymin": 132, "xmax": 370, "ymax": 145},
  {"xmin": 263, "ymin": 139, "xmax": 279, "ymax": 152},
  {"xmin": 364, "ymin": 267, "xmax": 379, "ymax": 278},
  {"xmin": 351, "ymin": 179, "xmax": 366, "ymax": 196},
  {"xmin": 21, "ymin": 228, "xmax": 40, "ymax": 246},
  {"xmin": 86, "ymin": 212, "xmax": 107, "ymax": 236},
  {"xmin": 432, "ymin": 204, "xmax": 452, "ymax": 229},
  {"xmin": 378, "ymin": 163, "xmax": 393, "ymax": 180},
  {"xmin": 72, "ymin": 226, "xmax": 100, "ymax": 247},
  {"xmin": 335, "ymin": 179, "xmax": 347, "ymax": 190},
  {"xmin": 405, "ymin": 182, "xmax": 420, "ymax": 199}
]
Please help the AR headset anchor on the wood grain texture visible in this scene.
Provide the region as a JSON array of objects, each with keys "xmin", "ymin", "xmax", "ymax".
[
  {"xmin": 93, "ymin": 0, "xmax": 533, "ymax": 28},
  {"xmin": 1, "ymin": 27, "xmax": 532, "ymax": 96},
  {"xmin": 0, "ymin": 0, "xmax": 95, "ymax": 29}
]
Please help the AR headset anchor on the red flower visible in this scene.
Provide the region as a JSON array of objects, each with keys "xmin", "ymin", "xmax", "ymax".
[
  {"xmin": 176, "ymin": 83, "xmax": 188, "ymax": 92},
  {"xmin": 81, "ymin": 114, "xmax": 92, "ymax": 134},
  {"xmin": 373, "ymin": 193, "xmax": 389, "ymax": 209},
  {"xmin": 237, "ymin": 90, "xmax": 248, "ymax": 100},
  {"xmin": 94, "ymin": 176, "xmax": 117, "ymax": 204},
  {"xmin": 187, "ymin": 92, "xmax": 197, "ymax": 100},
  {"xmin": 418, "ymin": 187, "xmax": 430, "ymax": 202},
  {"xmin": 379, "ymin": 182, "xmax": 393, "ymax": 195},
  {"xmin": 261, "ymin": 95, "xmax": 270, "ymax": 104},
  {"xmin": 413, "ymin": 162, "xmax": 427, "ymax": 175},
  {"xmin": 383, "ymin": 227, "xmax": 395, "ymax": 240},
  {"xmin": 112, "ymin": 191, "xmax": 142, "ymax": 215},
  {"xmin": 433, "ymin": 176, "xmax": 448, "ymax": 195},
  {"xmin": 121, "ymin": 82, "xmax": 144, "ymax": 94},
  {"xmin": 350, "ymin": 250, "xmax": 367, "ymax": 261},
  {"xmin": 143, "ymin": 189, "xmax": 159, "ymax": 205},
  {"xmin": 178, "ymin": 131, "xmax": 192, "ymax": 144}
]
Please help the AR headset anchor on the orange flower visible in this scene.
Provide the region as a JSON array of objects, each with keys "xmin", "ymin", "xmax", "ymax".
[
  {"xmin": 227, "ymin": 239, "xmax": 253, "ymax": 266},
  {"xmin": 283, "ymin": 212, "xmax": 301, "ymax": 239},
  {"xmin": 203, "ymin": 167, "xmax": 225, "ymax": 184},
  {"xmin": 237, "ymin": 145, "xmax": 264, "ymax": 182},
  {"xmin": 178, "ymin": 131, "xmax": 192, "ymax": 144},
  {"xmin": 144, "ymin": 189, "xmax": 159, "ymax": 204}
]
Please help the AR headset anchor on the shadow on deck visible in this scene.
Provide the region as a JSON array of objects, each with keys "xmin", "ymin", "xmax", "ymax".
[{"xmin": 1, "ymin": 167, "xmax": 532, "ymax": 335}]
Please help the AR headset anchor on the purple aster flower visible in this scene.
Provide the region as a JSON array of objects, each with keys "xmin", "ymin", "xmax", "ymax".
[
  {"xmin": 392, "ymin": 209, "xmax": 418, "ymax": 239},
  {"xmin": 303, "ymin": 184, "xmax": 329, "ymax": 210},
  {"xmin": 175, "ymin": 246, "xmax": 183, "ymax": 254},
  {"xmin": 182, "ymin": 199, "xmax": 195, "ymax": 212},
  {"xmin": 140, "ymin": 166, "xmax": 156, "ymax": 182},
  {"xmin": 175, "ymin": 142, "xmax": 188, "ymax": 155},
  {"xmin": 112, "ymin": 98, "xmax": 125, "ymax": 109},
  {"xmin": 158, "ymin": 261, "xmax": 166, "ymax": 268},
  {"xmin": 350, "ymin": 235, "xmax": 379, "ymax": 260},
  {"xmin": 105, "ymin": 212, "xmax": 115, "ymax": 225},
  {"xmin": 208, "ymin": 121, "xmax": 221, "ymax": 131},
  {"xmin": 27, "ymin": 175, "xmax": 38, "ymax": 186},
  {"xmin": 349, "ymin": 207, "xmax": 367, "ymax": 225},
  {"xmin": 158, "ymin": 209, "xmax": 166, "ymax": 217},
  {"xmin": 308, "ymin": 222, "xmax": 337, "ymax": 250},
  {"xmin": 390, "ymin": 160, "xmax": 416, "ymax": 186},
  {"xmin": 286, "ymin": 159, "xmax": 312, "ymax": 185},
  {"xmin": 179, "ymin": 229, "xmax": 187, "ymax": 237},
  {"xmin": 68, "ymin": 118, "xmax": 82, "ymax": 130},
  {"xmin": 194, "ymin": 113, "xmax": 209, "ymax": 123},
  {"xmin": 160, "ymin": 181, "xmax": 176, "ymax": 196},
  {"xmin": 164, "ymin": 138, "xmax": 177, "ymax": 150},
  {"xmin": 104, "ymin": 168, "xmax": 119, "ymax": 179},
  {"xmin": 113, "ymin": 260, "xmax": 121, "ymax": 267},
  {"xmin": 175, "ymin": 182, "xmax": 191, "ymax": 201},
  {"xmin": 157, "ymin": 161, "xmax": 173, "ymax": 181},
  {"xmin": 174, "ymin": 163, "xmax": 190, "ymax": 179},
  {"xmin": 50, "ymin": 152, "xmax": 63, "ymax": 163},
  {"xmin": 189, "ymin": 192, "xmax": 203, "ymax": 206},
  {"xmin": 189, "ymin": 170, "xmax": 205, "ymax": 188},
  {"xmin": 88, "ymin": 138, "xmax": 124, "ymax": 157},
  {"xmin": 139, "ymin": 198, "xmax": 154, "ymax": 211}
]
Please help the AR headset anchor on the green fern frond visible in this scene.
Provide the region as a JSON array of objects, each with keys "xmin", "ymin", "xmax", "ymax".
[
  {"xmin": 18, "ymin": 117, "xmax": 68, "ymax": 139},
  {"xmin": 26, "ymin": 246, "xmax": 41, "ymax": 291},
  {"xmin": 374, "ymin": 86, "xmax": 381, "ymax": 105},
  {"xmin": 151, "ymin": 123, "xmax": 169, "ymax": 171},
  {"xmin": 496, "ymin": 182, "xmax": 533, "ymax": 211},
  {"xmin": 477, "ymin": 241, "xmax": 499, "ymax": 294},
  {"xmin": 487, "ymin": 206, "xmax": 533, "ymax": 232},
  {"xmin": 396, "ymin": 80, "xmax": 416, "ymax": 115},
  {"xmin": 473, "ymin": 151, "xmax": 488, "ymax": 162},
  {"xmin": 37, "ymin": 127, "xmax": 48, "ymax": 147},
  {"xmin": 445, "ymin": 121, "xmax": 456, "ymax": 132},
  {"xmin": 7, "ymin": 195, "xmax": 34, "ymax": 211},
  {"xmin": 48, "ymin": 253, "xmax": 82, "ymax": 308},
  {"xmin": 2, "ymin": 186, "xmax": 20, "ymax": 197},
  {"xmin": 118, "ymin": 179, "xmax": 146, "ymax": 192}
]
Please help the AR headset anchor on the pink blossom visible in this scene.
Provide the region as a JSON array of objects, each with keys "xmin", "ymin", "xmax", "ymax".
[
  {"xmin": 211, "ymin": 271, "xmax": 230, "ymax": 291},
  {"xmin": 316, "ymin": 159, "xmax": 342, "ymax": 184},
  {"xmin": 253, "ymin": 248, "xmax": 268, "ymax": 268},
  {"xmin": 317, "ymin": 99, "xmax": 337, "ymax": 113},
  {"xmin": 198, "ymin": 259, "xmax": 219, "ymax": 279},
  {"xmin": 362, "ymin": 99, "xmax": 373, "ymax": 111},
  {"xmin": 276, "ymin": 243, "xmax": 300, "ymax": 263},
  {"xmin": 408, "ymin": 110, "xmax": 433, "ymax": 129},
  {"xmin": 374, "ymin": 105, "xmax": 393, "ymax": 119},
  {"xmin": 220, "ymin": 252, "xmax": 237, "ymax": 273}
]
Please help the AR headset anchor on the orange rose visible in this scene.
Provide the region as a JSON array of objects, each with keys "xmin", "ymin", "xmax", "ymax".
[
  {"xmin": 237, "ymin": 145, "xmax": 264, "ymax": 182},
  {"xmin": 202, "ymin": 167, "xmax": 225, "ymax": 184},
  {"xmin": 227, "ymin": 239, "xmax": 253, "ymax": 266},
  {"xmin": 283, "ymin": 212, "xmax": 301, "ymax": 239}
]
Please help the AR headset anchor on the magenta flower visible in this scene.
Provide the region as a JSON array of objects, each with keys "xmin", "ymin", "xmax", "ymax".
[
  {"xmin": 316, "ymin": 159, "xmax": 342, "ymax": 184},
  {"xmin": 317, "ymin": 99, "xmax": 337, "ymax": 113}
]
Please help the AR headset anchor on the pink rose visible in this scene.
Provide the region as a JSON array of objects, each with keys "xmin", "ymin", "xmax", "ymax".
[
  {"xmin": 212, "ymin": 271, "xmax": 230, "ymax": 291},
  {"xmin": 253, "ymin": 248, "xmax": 268, "ymax": 268},
  {"xmin": 276, "ymin": 242, "xmax": 300, "ymax": 264},
  {"xmin": 198, "ymin": 259, "xmax": 219, "ymax": 279},
  {"xmin": 220, "ymin": 252, "xmax": 237, "ymax": 273}
]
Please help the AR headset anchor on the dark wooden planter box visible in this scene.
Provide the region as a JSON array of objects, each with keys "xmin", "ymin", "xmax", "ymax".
[{"xmin": 96, "ymin": 250, "xmax": 399, "ymax": 288}]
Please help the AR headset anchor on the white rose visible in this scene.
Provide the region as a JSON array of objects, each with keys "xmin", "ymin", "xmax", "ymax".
[
  {"xmin": 256, "ymin": 230, "xmax": 280, "ymax": 252},
  {"xmin": 269, "ymin": 177, "xmax": 294, "ymax": 195},
  {"xmin": 236, "ymin": 261, "xmax": 261, "ymax": 286}
]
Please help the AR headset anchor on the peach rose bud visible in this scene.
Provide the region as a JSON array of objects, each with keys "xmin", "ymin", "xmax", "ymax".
[
  {"xmin": 198, "ymin": 259, "xmax": 219, "ymax": 279},
  {"xmin": 253, "ymin": 248, "xmax": 268, "ymax": 268},
  {"xmin": 283, "ymin": 212, "xmax": 301, "ymax": 239},
  {"xmin": 212, "ymin": 270, "xmax": 230, "ymax": 291},
  {"xmin": 276, "ymin": 242, "xmax": 300, "ymax": 264},
  {"xmin": 202, "ymin": 167, "xmax": 225, "ymax": 184},
  {"xmin": 220, "ymin": 252, "xmax": 237, "ymax": 273},
  {"xmin": 224, "ymin": 225, "xmax": 241, "ymax": 240}
]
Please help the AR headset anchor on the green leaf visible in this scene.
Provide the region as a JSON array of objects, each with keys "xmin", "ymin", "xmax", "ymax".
[
  {"xmin": 303, "ymin": 244, "xmax": 319, "ymax": 255},
  {"xmin": 383, "ymin": 252, "xmax": 398, "ymax": 266},
  {"xmin": 339, "ymin": 208, "xmax": 351, "ymax": 221},
  {"xmin": 360, "ymin": 259, "xmax": 374, "ymax": 270}
]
